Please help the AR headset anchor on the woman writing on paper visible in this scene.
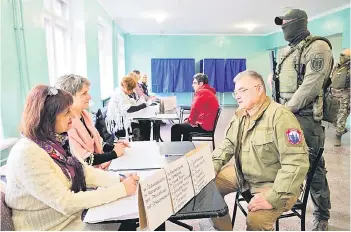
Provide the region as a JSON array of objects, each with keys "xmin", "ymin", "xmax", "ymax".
[
  {"xmin": 55, "ymin": 74, "xmax": 128, "ymax": 170},
  {"xmin": 106, "ymin": 76, "xmax": 152, "ymax": 141},
  {"xmin": 5, "ymin": 85, "xmax": 139, "ymax": 231}
]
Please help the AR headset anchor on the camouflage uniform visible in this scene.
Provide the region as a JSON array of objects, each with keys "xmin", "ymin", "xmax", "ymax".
[
  {"xmin": 276, "ymin": 35, "xmax": 333, "ymax": 225},
  {"xmin": 330, "ymin": 57, "xmax": 350, "ymax": 143},
  {"xmin": 274, "ymin": 9, "xmax": 333, "ymax": 230},
  {"xmin": 331, "ymin": 89, "xmax": 350, "ymax": 134},
  {"xmin": 211, "ymin": 97, "xmax": 309, "ymax": 230}
]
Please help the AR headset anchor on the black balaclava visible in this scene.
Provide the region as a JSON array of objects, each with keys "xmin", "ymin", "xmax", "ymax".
[
  {"xmin": 275, "ymin": 9, "xmax": 310, "ymax": 46},
  {"xmin": 282, "ymin": 18, "xmax": 310, "ymax": 46}
]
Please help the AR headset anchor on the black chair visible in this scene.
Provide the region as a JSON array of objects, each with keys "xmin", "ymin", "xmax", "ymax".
[
  {"xmin": 231, "ymin": 148, "xmax": 325, "ymax": 231},
  {"xmin": 188, "ymin": 107, "xmax": 222, "ymax": 150},
  {"xmin": 168, "ymin": 219, "xmax": 193, "ymax": 231},
  {"xmin": 94, "ymin": 109, "xmax": 115, "ymax": 144},
  {"xmin": 102, "ymin": 97, "xmax": 111, "ymax": 107},
  {"xmin": 179, "ymin": 106, "xmax": 191, "ymax": 123}
]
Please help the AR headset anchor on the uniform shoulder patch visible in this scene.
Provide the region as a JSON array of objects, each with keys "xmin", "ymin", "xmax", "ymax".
[
  {"xmin": 285, "ymin": 128, "xmax": 302, "ymax": 145},
  {"xmin": 311, "ymin": 53, "xmax": 324, "ymax": 72}
]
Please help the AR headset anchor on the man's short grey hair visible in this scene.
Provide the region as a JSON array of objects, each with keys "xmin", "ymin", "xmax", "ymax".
[
  {"xmin": 55, "ymin": 74, "xmax": 91, "ymax": 96},
  {"xmin": 233, "ymin": 70, "xmax": 266, "ymax": 92}
]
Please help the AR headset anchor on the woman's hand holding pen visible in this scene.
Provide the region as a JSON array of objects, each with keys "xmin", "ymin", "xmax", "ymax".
[{"xmin": 121, "ymin": 173, "xmax": 140, "ymax": 195}]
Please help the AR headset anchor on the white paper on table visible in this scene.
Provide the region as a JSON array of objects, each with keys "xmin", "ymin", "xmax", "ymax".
[
  {"xmin": 127, "ymin": 104, "xmax": 159, "ymax": 119},
  {"xmin": 163, "ymin": 156, "xmax": 195, "ymax": 213},
  {"xmin": 118, "ymin": 169, "xmax": 158, "ymax": 180},
  {"xmin": 84, "ymin": 194, "xmax": 138, "ymax": 223},
  {"xmin": 83, "ymin": 170, "xmax": 157, "ymax": 223},
  {"xmin": 108, "ymin": 141, "xmax": 165, "ymax": 171}
]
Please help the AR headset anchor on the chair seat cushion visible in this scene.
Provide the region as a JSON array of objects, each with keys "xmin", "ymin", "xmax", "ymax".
[{"xmin": 189, "ymin": 132, "xmax": 213, "ymax": 137}]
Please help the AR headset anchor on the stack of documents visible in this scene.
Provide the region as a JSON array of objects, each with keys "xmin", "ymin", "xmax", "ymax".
[
  {"xmin": 108, "ymin": 141, "xmax": 166, "ymax": 171},
  {"xmin": 83, "ymin": 170, "xmax": 157, "ymax": 223}
]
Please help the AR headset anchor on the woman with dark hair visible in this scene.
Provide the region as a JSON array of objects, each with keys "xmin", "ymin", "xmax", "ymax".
[{"xmin": 5, "ymin": 85, "xmax": 139, "ymax": 231}]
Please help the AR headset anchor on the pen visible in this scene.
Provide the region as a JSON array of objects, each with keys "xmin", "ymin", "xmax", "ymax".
[
  {"xmin": 119, "ymin": 173, "xmax": 126, "ymax": 178},
  {"xmin": 165, "ymin": 154, "xmax": 183, "ymax": 157}
]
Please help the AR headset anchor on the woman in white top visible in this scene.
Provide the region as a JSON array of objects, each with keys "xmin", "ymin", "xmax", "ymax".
[
  {"xmin": 5, "ymin": 85, "xmax": 139, "ymax": 231},
  {"xmin": 106, "ymin": 75, "xmax": 152, "ymax": 141}
]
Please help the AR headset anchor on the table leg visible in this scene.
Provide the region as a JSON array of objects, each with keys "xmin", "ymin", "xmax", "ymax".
[
  {"xmin": 155, "ymin": 222, "xmax": 166, "ymax": 231},
  {"xmin": 180, "ymin": 109, "xmax": 184, "ymax": 122},
  {"xmin": 118, "ymin": 221, "xmax": 138, "ymax": 231},
  {"xmin": 157, "ymin": 122, "xmax": 164, "ymax": 142},
  {"xmin": 153, "ymin": 120, "xmax": 163, "ymax": 142},
  {"xmin": 152, "ymin": 121, "xmax": 157, "ymax": 141}
]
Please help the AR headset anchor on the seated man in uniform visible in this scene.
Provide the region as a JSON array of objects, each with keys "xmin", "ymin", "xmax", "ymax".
[{"xmin": 211, "ymin": 70, "xmax": 309, "ymax": 230}]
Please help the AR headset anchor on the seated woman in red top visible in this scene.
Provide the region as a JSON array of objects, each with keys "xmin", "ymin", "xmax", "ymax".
[{"xmin": 171, "ymin": 73, "xmax": 219, "ymax": 141}]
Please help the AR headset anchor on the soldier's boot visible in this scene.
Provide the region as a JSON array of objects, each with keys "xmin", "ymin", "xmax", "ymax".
[
  {"xmin": 334, "ymin": 135, "xmax": 342, "ymax": 146},
  {"xmin": 312, "ymin": 219, "xmax": 328, "ymax": 231}
]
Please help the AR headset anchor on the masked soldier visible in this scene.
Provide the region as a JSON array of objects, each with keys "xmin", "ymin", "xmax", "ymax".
[
  {"xmin": 330, "ymin": 49, "xmax": 350, "ymax": 146},
  {"xmin": 274, "ymin": 9, "xmax": 333, "ymax": 230}
]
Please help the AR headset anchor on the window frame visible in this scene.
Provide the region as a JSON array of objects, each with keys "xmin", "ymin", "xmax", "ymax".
[
  {"xmin": 98, "ymin": 18, "xmax": 114, "ymax": 100},
  {"xmin": 44, "ymin": 0, "xmax": 72, "ymax": 85},
  {"xmin": 116, "ymin": 32, "xmax": 126, "ymax": 82}
]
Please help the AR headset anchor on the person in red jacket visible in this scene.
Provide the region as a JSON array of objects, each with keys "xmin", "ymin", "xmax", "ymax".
[{"xmin": 171, "ymin": 73, "xmax": 219, "ymax": 141}]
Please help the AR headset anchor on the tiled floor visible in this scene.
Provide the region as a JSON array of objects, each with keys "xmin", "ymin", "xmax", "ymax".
[{"xmin": 159, "ymin": 106, "xmax": 350, "ymax": 231}]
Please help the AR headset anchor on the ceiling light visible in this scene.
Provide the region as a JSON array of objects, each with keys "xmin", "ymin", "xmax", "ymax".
[
  {"xmin": 142, "ymin": 12, "xmax": 169, "ymax": 23},
  {"xmin": 155, "ymin": 15, "xmax": 166, "ymax": 23},
  {"xmin": 234, "ymin": 23, "xmax": 260, "ymax": 32}
]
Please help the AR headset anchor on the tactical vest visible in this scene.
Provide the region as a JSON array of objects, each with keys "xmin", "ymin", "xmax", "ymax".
[
  {"xmin": 330, "ymin": 61, "xmax": 350, "ymax": 89},
  {"xmin": 276, "ymin": 35, "xmax": 333, "ymax": 119}
]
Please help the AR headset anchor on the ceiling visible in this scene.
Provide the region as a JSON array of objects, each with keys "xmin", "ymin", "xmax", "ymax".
[{"xmin": 99, "ymin": 0, "xmax": 350, "ymax": 35}]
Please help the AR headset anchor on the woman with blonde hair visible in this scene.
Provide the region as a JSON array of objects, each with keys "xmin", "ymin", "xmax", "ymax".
[
  {"xmin": 106, "ymin": 75, "xmax": 152, "ymax": 141},
  {"xmin": 130, "ymin": 70, "xmax": 150, "ymax": 101}
]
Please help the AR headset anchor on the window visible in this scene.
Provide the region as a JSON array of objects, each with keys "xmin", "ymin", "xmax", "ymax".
[
  {"xmin": 44, "ymin": 0, "xmax": 71, "ymax": 85},
  {"xmin": 0, "ymin": 117, "xmax": 3, "ymax": 141},
  {"xmin": 117, "ymin": 33, "xmax": 125, "ymax": 82},
  {"xmin": 70, "ymin": 0, "xmax": 87, "ymax": 77},
  {"xmin": 98, "ymin": 19, "xmax": 114, "ymax": 99}
]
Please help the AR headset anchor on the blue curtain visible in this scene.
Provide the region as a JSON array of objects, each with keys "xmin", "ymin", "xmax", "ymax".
[
  {"xmin": 151, "ymin": 59, "xmax": 195, "ymax": 93},
  {"xmin": 202, "ymin": 59, "xmax": 225, "ymax": 92},
  {"xmin": 224, "ymin": 59, "xmax": 246, "ymax": 92}
]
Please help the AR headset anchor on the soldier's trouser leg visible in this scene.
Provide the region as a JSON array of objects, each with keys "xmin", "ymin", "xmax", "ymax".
[
  {"xmin": 211, "ymin": 166, "xmax": 238, "ymax": 231},
  {"xmin": 296, "ymin": 115, "xmax": 331, "ymax": 221},
  {"xmin": 246, "ymin": 195, "xmax": 297, "ymax": 231},
  {"xmin": 335, "ymin": 89, "xmax": 350, "ymax": 136}
]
